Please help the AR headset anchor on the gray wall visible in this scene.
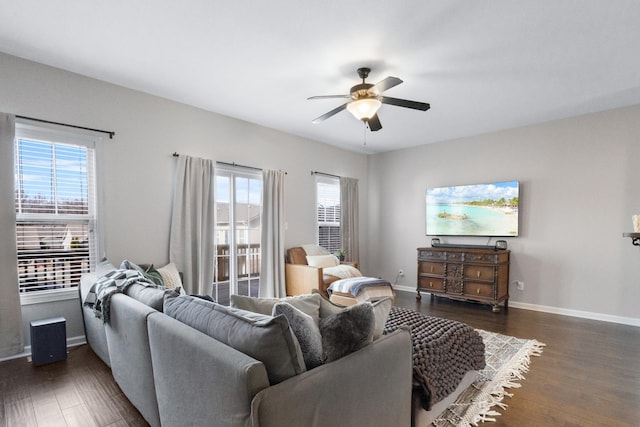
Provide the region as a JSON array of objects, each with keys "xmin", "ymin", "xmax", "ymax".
[
  {"xmin": 1, "ymin": 51, "xmax": 638, "ymax": 350},
  {"xmin": 0, "ymin": 53, "xmax": 369, "ymax": 346},
  {"xmin": 367, "ymin": 106, "xmax": 640, "ymax": 322}
]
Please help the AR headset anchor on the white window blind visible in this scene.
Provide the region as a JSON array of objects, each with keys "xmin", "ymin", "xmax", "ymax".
[
  {"xmin": 15, "ymin": 126, "xmax": 98, "ymax": 294},
  {"xmin": 316, "ymin": 176, "xmax": 341, "ymax": 254}
]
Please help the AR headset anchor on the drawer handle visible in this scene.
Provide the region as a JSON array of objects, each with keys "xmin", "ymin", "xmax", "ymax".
[
  {"xmin": 429, "ymin": 282, "xmax": 433, "ymax": 288},
  {"xmin": 476, "ymin": 288, "xmax": 480, "ymax": 294},
  {"xmin": 430, "ymin": 266, "xmax": 434, "ymax": 273},
  {"xmin": 477, "ymin": 271, "xmax": 481, "ymax": 278}
]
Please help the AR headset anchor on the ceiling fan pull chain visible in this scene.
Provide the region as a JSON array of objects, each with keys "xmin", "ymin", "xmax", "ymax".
[{"xmin": 363, "ymin": 122, "xmax": 367, "ymax": 146}]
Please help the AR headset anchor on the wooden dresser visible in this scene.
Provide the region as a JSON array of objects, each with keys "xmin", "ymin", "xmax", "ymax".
[{"xmin": 417, "ymin": 246, "xmax": 510, "ymax": 312}]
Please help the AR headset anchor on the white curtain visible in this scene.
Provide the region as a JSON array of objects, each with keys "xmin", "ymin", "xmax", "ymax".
[
  {"xmin": 169, "ymin": 155, "xmax": 215, "ymax": 295},
  {"xmin": 0, "ymin": 113, "xmax": 24, "ymax": 357},
  {"xmin": 340, "ymin": 177, "xmax": 359, "ymax": 263},
  {"xmin": 259, "ymin": 170, "xmax": 286, "ymax": 297}
]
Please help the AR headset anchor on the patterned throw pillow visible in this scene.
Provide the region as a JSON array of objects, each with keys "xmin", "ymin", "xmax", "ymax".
[{"xmin": 157, "ymin": 262, "xmax": 183, "ymax": 291}]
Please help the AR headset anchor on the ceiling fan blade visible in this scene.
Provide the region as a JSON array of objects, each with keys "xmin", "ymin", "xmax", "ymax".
[
  {"xmin": 373, "ymin": 76, "xmax": 403, "ymax": 93},
  {"xmin": 307, "ymin": 95, "xmax": 350, "ymax": 100},
  {"xmin": 368, "ymin": 114, "xmax": 382, "ymax": 131},
  {"xmin": 312, "ymin": 103, "xmax": 348, "ymax": 123},
  {"xmin": 380, "ymin": 96, "xmax": 431, "ymax": 111}
]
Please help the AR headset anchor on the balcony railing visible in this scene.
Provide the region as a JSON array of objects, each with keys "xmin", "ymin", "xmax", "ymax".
[
  {"xmin": 17, "ymin": 249, "xmax": 90, "ymax": 292},
  {"xmin": 214, "ymin": 243, "xmax": 260, "ymax": 282},
  {"xmin": 16, "ymin": 243, "xmax": 260, "ymax": 296}
]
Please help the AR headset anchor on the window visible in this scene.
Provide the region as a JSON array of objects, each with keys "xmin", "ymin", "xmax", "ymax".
[
  {"xmin": 14, "ymin": 123, "xmax": 101, "ymax": 302},
  {"xmin": 316, "ymin": 176, "xmax": 341, "ymax": 254},
  {"xmin": 213, "ymin": 165, "xmax": 262, "ymax": 305}
]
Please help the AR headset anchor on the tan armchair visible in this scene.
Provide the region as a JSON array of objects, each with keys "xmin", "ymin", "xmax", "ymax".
[{"xmin": 284, "ymin": 247, "xmax": 358, "ymax": 297}]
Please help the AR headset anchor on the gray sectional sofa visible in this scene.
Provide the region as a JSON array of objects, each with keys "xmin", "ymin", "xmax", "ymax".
[{"xmin": 79, "ymin": 264, "xmax": 413, "ymax": 427}]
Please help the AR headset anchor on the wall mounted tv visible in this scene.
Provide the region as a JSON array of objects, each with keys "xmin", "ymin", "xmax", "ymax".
[{"xmin": 426, "ymin": 180, "xmax": 519, "ymax": 237}]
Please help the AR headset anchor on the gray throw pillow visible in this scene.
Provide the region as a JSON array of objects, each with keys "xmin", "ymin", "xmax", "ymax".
[
  {"xmin": 313, "ymin": 290, "xmax": 392, "ymax": 340},
  {"xmin": 370, "ymin": 297, "xmax": 393, "ymax": 340},
  {"xmin": 319, "ymin": 302, "xmax": 375, "ymax": 363},
  {"xmin": 164, "ymin": 295, "xmax": 306, "ymax": 384},
  {"xmin": 273, "ymin": 302, "xmax": 323, "ymax": 369},
  {"xmin": 230, "ymin": 293, "xmax": 322, "ymax": 325}
]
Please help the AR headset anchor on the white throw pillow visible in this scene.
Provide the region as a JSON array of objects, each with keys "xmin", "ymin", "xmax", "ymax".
[
  {"xmin": 306, "ymin": 254, "xmax": 340, "ymax": 268},
  {"xmin": 323, "ymin": 265, "xmax": 362, "ymax": 279},
  {"xmin": 158, "ymin": 262, "xmax": 184, "ymax": 294}
]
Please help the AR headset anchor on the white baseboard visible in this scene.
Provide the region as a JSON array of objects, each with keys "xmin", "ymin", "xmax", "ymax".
[
  {"xmin": 0, "ymin": 335, "xmax": 87, "ymax": 363},
  {"xmin": 394, "ymin": 286, "xmax": 640, "ymax": 327}
]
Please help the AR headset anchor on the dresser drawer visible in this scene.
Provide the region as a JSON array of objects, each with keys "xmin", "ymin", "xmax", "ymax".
[
  {"xmin": 418, "ymin": 277, "xmax": 445, "ymax": 292},
  {"xmin": 463, "ymin": 282, "xmax": 494, "ymax": 299},
  {"xmin": 463, "ymin": 252, "xmax": 501, "ymax": 264},
  {"xmin": 418, "ymin": 249, "xmax": 446, "ymax": 262},
  {"xmin": 418, "ymin": 261, "xmax": 444, "ymax": 275},
  {"xmin": 463, "ymin": 265, "xmax": 495, "ymax": 281}
]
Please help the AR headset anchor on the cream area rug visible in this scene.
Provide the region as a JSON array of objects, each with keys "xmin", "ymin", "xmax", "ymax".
[{"xmin": 432, "ymin": 330, "xmax": 546, "ymax": 426}]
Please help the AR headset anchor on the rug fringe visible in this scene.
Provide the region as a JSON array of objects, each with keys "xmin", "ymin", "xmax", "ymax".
[
  {"xmin": 440, "ymin": 335, "xmax": 546, "ymax": 427},
  {"xmin": 465, "ymin": 339, "xmax": 545, "ymax": 426}
]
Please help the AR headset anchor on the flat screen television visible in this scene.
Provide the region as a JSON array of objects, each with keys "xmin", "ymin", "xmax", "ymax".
[{"xmin": 426, "ymin": 180, "xmax": 519, "ymax": 237}]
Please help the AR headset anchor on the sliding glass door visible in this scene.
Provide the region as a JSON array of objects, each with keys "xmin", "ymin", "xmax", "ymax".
[{"xmin": 213, "ymin": 166, "xmax": 261, "ymax": 305}]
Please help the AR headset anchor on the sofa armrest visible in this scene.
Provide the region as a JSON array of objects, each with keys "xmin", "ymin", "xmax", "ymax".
[
  {"xmin": 148, "ymin": 314, "xmax": 270, "ymax": 427},
  {"xmin": 285, "ymin": 263, "xmax": 323, "ymax": 296},
  {"xmin": 250, "ymin": 328, "xmax": 412, "ymax": 427}
]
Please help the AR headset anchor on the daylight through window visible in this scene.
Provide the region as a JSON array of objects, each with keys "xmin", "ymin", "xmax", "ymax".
[
  {"xmin": 14, "ymin": 124, "xmax": 99, "ymax": 294},
  {"xmin": 213, "ymin": 165, "xmax": 262, "ymax": 305},
  {"xmin": 316, "ymin": 176, "xmax": 341, "ymax": 254}
]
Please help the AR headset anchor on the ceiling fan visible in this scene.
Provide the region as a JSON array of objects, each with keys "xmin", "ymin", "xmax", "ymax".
[{"xmin": 308, "ymin": 67, "xmax": 430, "ymax": 131}]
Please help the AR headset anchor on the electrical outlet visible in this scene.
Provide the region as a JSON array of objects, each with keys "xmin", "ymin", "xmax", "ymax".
[
  {"xmin": 398, "ymin": 269, "xmax": 405, "ymax": 277},
  {"xmin": 516, "ymin": 281, "xmax": 524, "ymax": 291}
]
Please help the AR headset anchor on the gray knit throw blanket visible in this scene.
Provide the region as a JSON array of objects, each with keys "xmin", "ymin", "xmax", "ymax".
[{"xmin": 384, "ymin": 306, "xmax": 486, "ymax": 410}]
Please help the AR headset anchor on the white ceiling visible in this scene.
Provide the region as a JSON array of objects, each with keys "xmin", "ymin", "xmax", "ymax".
[{"xmin": 1, "ymin": 1, "xmax": 640, "ymax": 154}]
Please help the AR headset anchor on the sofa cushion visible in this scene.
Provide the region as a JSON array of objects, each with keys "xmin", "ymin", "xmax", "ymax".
[
  {"xmin": 306, "ymin": 254, "xmax": 340, "ymax": 268},
  {"xmin": 164, "ymin": 295, "xmax": 306, "ymax": 384},
  {"xmin": 230, "ymin": 293, "xmax": 321, "ymax": 325},
  {"xmin": 273, "ymin": 302, "xmax": 323, "ymax": 369},
  {"xmin": 320, "ymin": 302, "xmax": 375, "ymax": 363},
  {"xmin": 125, "ymin": 283, "xmax": 178, "ymax": 312}
]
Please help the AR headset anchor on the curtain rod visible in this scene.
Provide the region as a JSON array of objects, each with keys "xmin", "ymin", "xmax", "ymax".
[
  {"xmin": 311, "ymin": 170, "xmax": 341, "ymax": 179},
  {"xmin": 16, "ymin": 115, "xmax": 115, "ymax": 139},
  {"xmin": 172, "ymin": 153, "xmax": 286, "ymax": 174},
  {"xmin": 217, "ymin": 160, "xmax": 262, "ymax": 172}
]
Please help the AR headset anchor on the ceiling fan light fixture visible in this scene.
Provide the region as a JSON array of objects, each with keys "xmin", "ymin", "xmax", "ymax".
[{"xmin": 346, "ymin": 98, "xmax": 382, "ymax": 121}]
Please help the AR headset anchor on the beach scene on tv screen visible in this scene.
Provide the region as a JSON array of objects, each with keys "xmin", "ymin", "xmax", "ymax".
[{"xmin": 426, "ymin": 181, "xmax": 519, "ymax": 236}]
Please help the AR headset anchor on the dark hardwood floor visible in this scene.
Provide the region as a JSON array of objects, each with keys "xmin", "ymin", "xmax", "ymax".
[
  {"xmin": 0, "ymin": 345, "xmax": 147, "ymax": 427},
  {"xmin": 396, "ymin": 291, "xmax": 640, "ymax": 427},
  {"xmin": 1, "ymin": 290, "xmax": 638, "ymax": 426}
]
